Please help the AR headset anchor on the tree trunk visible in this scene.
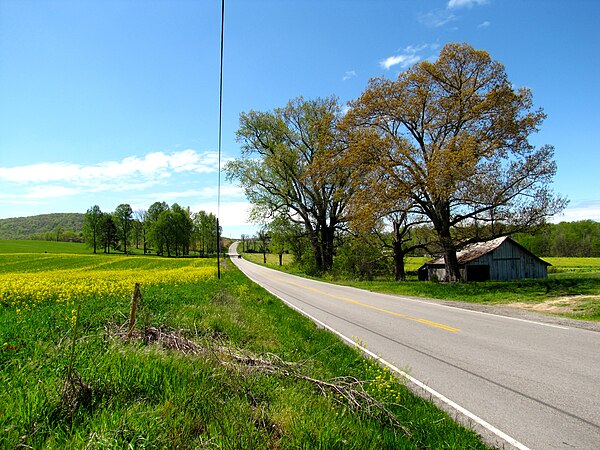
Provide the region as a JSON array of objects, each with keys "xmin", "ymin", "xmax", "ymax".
[
  {"xmin": 306, "ymin": 226, "xmax": 324, "ymax": 273},
  {"xmin": 393, "ymin": 241, "xmax": 406, "ymax": 281},
  {"xmin": 279, "ymin": 251, "xmax": 283, "ymax": 266},
  {"xmin": 440, "ymin": 234, "xmax": 461, "ymax": 282},
  {"xmin": 320, "ymin": 225, "xmax": 335, "ymax": 272},
  {"xmin": 392, "ymin": 221, "xmax": 405, "ymax": 281}
]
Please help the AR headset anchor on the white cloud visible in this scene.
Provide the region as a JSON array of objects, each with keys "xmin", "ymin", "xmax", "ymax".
[
  {"xmin": 133, "ymin": 185, "xmax": 245, "ymax": 204},
  {"xmin": 447, "ymin": 0, "xmax": 489, "ymax": 9},
  {"xmin": 0, "ymin": 149, "xmax": 226, "ymax": 218},
  {"xmin": 478, "ymin": 20, "xmax": 491, "ymax": 28},
  {"xmin": 189, "ymin": 200, "xmax": 253, "ymax": 228},
  {"xmin": 380, "ymin": 44, "xmax": 433, "ymax": 70},
  {"xmin": 24, "ymin": 186, "xmax": 81, "ymax": 199},
  {"xmin": 342, "ymin": 70, "xmax": 357, "ymax": 81},
  {"xmin": 418, "ymin": 10, "xmax": 456, "ymax": 28},
  {"xmin": 0, "ymin": 150, "xmax": 219, "ymax": 185},
  {"xmin": 380, "ymin": 54, "xmax": 421, "ymax": 70},
  {"xmin": 550, "ymin": 200, "xmax": 600, "ymax": 223}
]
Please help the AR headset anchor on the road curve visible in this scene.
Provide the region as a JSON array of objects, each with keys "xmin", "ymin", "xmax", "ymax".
[{"xmin": 229, "ymin": 243, "xmax": 600, "ymax": 450}]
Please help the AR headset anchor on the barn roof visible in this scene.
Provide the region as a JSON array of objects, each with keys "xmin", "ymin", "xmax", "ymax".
[{"xmin": 424, "ymin": 236, "xmax": 550, "ymax": 266}]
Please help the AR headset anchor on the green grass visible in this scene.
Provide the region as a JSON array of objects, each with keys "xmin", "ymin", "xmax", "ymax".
[
  {"xmin": 545, "ymin": 257, "xmax": 600, "ymax": 271},
  {"xmin": 241, "ymin": 251, "xmax": 295, "ymax": 268},
  {"xmin": 0, "ymin": 252, "xmax": 488, "ymax": 449},
  {"xmin": 0, "ymin": 239, "xmax": 89, "ymax": 254}
]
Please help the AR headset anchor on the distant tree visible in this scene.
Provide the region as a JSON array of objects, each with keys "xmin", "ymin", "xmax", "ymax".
[
  {"xmin": 155, "ymin": 209, "xmax": 175, "ymax": 257},
  {"xmin": 132, "ymin": 211, "xmax": 142, "ymax": 249},
  {"xmin": 100, "ymin": 214, "xmax": 118, "ymax": 253},
  {"xmin": 146, "ymin": 201, "xmax": 169, "ymax": 255},
  {"xmin": 266, "ymin": 216, "xmax": 301, "ymax": 266},
  {"xmin": 344, "ymin": 42, "xmax": 567, "ymax": 281},
  {"xmin": 113, "ymin": 204, "xmax": 133, "ymax": 254},
  {"xmin": 170, "ymin": 203, "xmax": 194, "ymax": 256},
  {"xmin": 256, "ymin": 227, "xmax": 270, "ymax": 264},
  {"xmin": 133, "ymin": 209, "xmax": 147, "ymax": 252},
  {"xmin": 83, "ymin": 205, "xmax": 103, "ymax": 253},
  {"xmin": 193, "ymin": 210, "xmax": 218, "ymax": 256},
  {"xmin": 53, "ymin": 225, "xmax": 63, "ymax": 242}
]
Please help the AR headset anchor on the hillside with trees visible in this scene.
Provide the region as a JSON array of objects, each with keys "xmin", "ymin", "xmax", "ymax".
[{"xmin": 0, "ymin": 213, "xmax": 84, "ymax": 241}]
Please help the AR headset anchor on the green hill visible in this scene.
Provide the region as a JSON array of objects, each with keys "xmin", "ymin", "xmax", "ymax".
[{"xmin": 0, "ymin": 213, "xmax": 84, "ymax": 241}]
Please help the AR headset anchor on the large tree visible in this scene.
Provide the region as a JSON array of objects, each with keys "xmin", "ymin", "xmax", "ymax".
[
  {"xmin": 344, "ymin": 42, "xmax": 566, "ymax": 281},
  {"xmin": 226, "ymin": 96, "xmax": 353, "ymax": 273},
  {"xmin": 83, "ymin": 205, "xmax": 103, "ymax": 254}
]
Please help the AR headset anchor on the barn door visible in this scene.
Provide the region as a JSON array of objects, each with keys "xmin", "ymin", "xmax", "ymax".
[{"xmin": 466, "ymin": 265, "xmax": 490, "ymax": 281}]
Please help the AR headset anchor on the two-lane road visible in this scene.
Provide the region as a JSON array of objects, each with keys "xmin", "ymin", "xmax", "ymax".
[{"xmin": 229, "ymin": 243, "xmax": 600, "ymax": 449}]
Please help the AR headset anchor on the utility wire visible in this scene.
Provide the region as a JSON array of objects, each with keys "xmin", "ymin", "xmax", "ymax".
[{"xmin": 216, "ymin": 0, "xmax": 225, "ymax": 280}]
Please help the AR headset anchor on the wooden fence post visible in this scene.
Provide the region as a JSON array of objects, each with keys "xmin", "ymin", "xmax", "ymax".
[{"xmin": 127, "ymin": 283, "xmax": 142, "ymax": 340}]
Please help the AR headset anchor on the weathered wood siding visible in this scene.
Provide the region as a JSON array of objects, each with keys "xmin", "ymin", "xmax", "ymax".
[
  {"xmin": 467, "ymin": 240, "xmax": 548, "ymax": 281},
  {"xmin": 424, "ymin": 239, "xmax": 549, "ymax": 281}
]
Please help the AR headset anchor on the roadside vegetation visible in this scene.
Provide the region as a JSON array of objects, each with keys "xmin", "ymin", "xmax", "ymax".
[
  {"xmin": 241, "ymin": 251, "xmax": 600, "ymax": 322},
  {"xmin": 0, "ymin": 248, "xmax": 488, "ymax": 449}
]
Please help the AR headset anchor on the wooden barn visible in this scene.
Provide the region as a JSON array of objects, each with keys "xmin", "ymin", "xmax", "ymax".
[{"xmin": 418, "ymin": 236, "xmax": 550, "ymax": 282}]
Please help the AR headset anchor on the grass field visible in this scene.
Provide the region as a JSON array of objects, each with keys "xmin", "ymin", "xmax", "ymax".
[
  {"xmin": 0, "ymin": 245, "xmax": 487, "ymax": 448},
  {"xmin": 0, "ymin": 239, "xmax": 89, "ymax": 254},
  {"xmin": 545, "ymin": 257, "xmax": 600, "ymax": 271},
  {"xmin": 242, "ymin": 252, "xmax": 600, "ymax": 322}
]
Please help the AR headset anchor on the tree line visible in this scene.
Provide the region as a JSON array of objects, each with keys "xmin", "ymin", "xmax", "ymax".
[
  {"xmin": 240, "ymin": 219, "xmax": 600, "ymax": 281},
  {"xmin": 226, "ymin": 43, "xmax": 569, "ymax": 282},
  {"xmin": 515, "ymin": 220, "xmax": 600, "ymax": 257},
  {"xmin": 83, "ymin": 202, "xmax": 220, "ymax": 257}
]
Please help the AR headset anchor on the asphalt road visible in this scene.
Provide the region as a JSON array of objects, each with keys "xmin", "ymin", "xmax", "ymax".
[{"xmin": 229, "ymin": 244, "xmax": 600, "ymax": 450}]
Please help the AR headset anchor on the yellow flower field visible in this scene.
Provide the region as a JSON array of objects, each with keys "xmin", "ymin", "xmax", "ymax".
[{"xmin": 0, "ymin": 254, "xmax": 217, "ymax": 316}]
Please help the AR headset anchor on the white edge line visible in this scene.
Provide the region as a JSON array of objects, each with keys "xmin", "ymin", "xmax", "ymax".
[
  {"xmin": 429, "ymin": 302, "xmax": 570, "ymax": 330},
  {"xmin": 237, "ymin": 263, "xmax": 531, "ymax": 450}
]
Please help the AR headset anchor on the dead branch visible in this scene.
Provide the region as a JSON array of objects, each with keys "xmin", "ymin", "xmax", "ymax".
[{"xmin": 105, "ymin": 323, "xmax": 410, "ymax": 436}]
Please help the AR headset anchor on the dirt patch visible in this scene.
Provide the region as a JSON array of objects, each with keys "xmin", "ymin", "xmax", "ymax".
[{"xmin": 507, "ymin": 295, "xmax": 600, "ymax": 314}]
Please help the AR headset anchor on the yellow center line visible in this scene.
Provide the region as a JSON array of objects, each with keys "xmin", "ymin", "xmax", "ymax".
[{"xmin": 277, "ymin": 276, "xmax": 460, "ymax": 333}]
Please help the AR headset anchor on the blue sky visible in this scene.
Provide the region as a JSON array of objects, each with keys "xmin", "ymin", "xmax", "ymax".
[{"xmin": 1, "ymin": 0, "xmax": 598, "ymax": 238}]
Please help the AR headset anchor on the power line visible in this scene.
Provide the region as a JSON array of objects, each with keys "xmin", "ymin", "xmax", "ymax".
[{"xmin": 216, "ymin": 0, "xmax": 225, "ymax": 280}]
